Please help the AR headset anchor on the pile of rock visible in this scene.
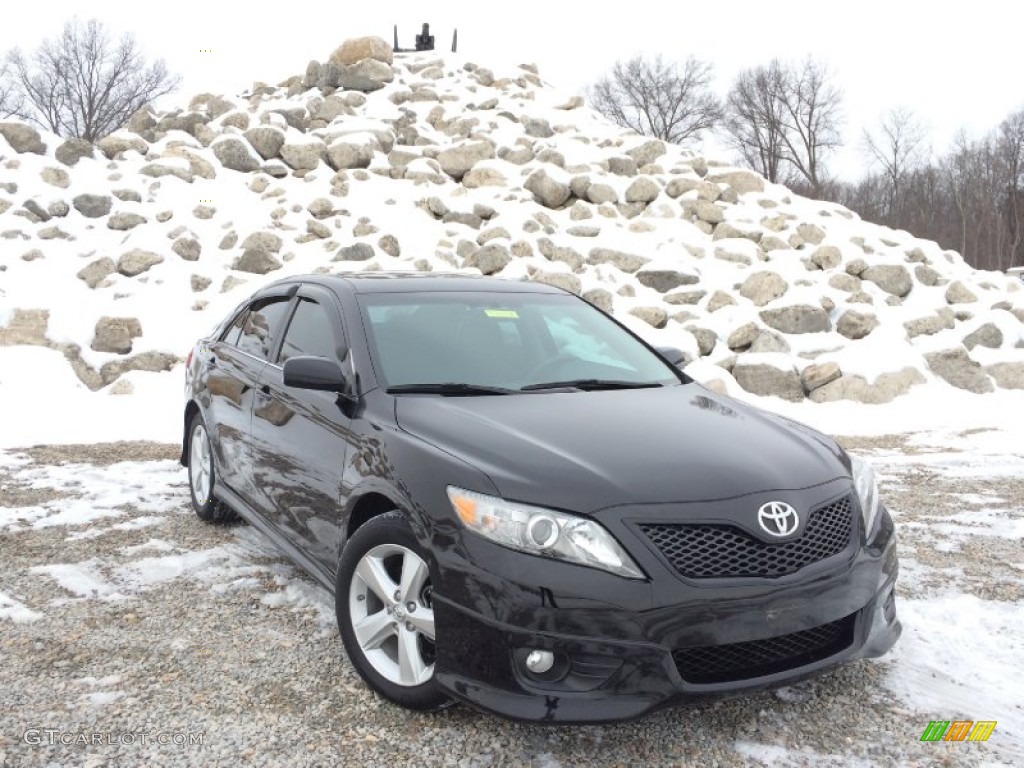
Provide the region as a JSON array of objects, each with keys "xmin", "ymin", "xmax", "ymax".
[{"xmin": 0, "ymin": 35, "xmax": 1021, "ymax": 400}]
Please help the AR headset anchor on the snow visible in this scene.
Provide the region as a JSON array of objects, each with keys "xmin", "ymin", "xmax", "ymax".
[{"xmin": 886, "ymin": 595, "xmax": 1024, "ymax": 746}]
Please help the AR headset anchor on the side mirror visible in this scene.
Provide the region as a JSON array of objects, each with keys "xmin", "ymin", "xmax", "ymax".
[
  {"xmin": 655, "ymin": 345, "xmax": 687, "ymax": 367},
  {"xmin": 283, "ymin": 356, "xmax": 348, "ymax": 393}
]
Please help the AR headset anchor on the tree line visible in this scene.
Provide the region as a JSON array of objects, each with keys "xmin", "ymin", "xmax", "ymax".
[{"xmin": 588, "ymin": 55, "xmax": 1024, "ymax": 273}]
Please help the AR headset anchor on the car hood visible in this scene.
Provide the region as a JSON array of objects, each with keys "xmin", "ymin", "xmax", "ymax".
[{"xmin": 394, "ymin": 384, "xmax": 849, "ymax": 512}]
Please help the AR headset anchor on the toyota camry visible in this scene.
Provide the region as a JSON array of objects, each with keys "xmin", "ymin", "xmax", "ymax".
[{"xmin": 180, "ymin": 273, "xmax": 900, "ymax": 723}]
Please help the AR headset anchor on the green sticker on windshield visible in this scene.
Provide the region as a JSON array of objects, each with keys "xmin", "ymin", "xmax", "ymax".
[{"xmin": 484, "ymin": 309, "xmax": 519, "ymax": 318}]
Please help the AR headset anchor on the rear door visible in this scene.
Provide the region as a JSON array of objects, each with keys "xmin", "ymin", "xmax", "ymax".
[
  {"xmin": 205, "ymin": 294, "xmax": 294, "ymax": 506},
  {"xmin": 249, "ymin": 285, "xmax": 355, "ymax": 572}
]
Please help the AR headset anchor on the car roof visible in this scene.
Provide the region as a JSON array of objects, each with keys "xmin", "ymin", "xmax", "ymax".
[{"xmin": 259, "ymin": 272, "xmax": 568, "ymax": 295}]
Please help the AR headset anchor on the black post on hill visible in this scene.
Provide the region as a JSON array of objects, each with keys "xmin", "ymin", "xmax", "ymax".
[{"xmin": 393, "ymin": 23, "xmax": 457, "ymax": 53}]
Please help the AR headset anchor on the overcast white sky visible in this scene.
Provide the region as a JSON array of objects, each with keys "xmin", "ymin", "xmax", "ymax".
[{"xmin": 3, "ymin": 1, "xmax": 1022, "ymax": 179}]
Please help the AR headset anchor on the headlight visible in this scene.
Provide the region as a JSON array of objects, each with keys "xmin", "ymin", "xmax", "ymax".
[
  {"xmin": 446, "ymin": 487, "xmax": 645, "ymax": 579},
  {"xmin": 850, "ymin": 455, "xmax": 880, "ymax": 534}
]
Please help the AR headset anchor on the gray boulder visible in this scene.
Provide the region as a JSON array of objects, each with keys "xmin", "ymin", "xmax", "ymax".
[
  {"xmin": 437, "ymin": 141, "xmax": 494, "ymax": 181},
  {"xmin": 583, "ymin": 288, "xmax": 614, "ymax": 313},
  {"xmin": 925, "ymin": 348, "xmax": 993, "ymax": 393},
  {"xmin": 41, "ymin": 167, "xmax": 71, "ymax": 188},
  {"xmin": 986, "ymin": 362, "xmax": 1024, "ymax": 389},
  {"xmin": 77, "ymin": 257, "xmax": 116, "ymax": 288},
  {"xmin": 0, "ymin": 122, "xmax": 46, "ymax": 154},
  {"xmin": 862, "ymin": 264, "xmax": 912, "ymax": 297},
  {"xmin": 837, "ymin": 310, "xmax": 879, "ymax": 340},
  {"xmin": 707, "ymin": 290, "xmax": 737, "ymax": 312},
  {"xmin": 233, "ymin": 248, "xmax": 283, "ymax": 274},
  {"xmin": 759, "ymin": 305, "xmax": 831, "ymax": 334},
  {"xmin": 809, "ymin": 368, "xmax": 925, "ymax": 404},
  {"xmin": 915, "ymin": 264, "xmax": 944, "ymax": 286},
  {"xmin": 606, "ymin": 156, "xmax": 637, "ymax": 176},
  {"xmin": 624, "ymin": 177, "xmax": 659, "ymax": 204},
  {"xmin": 727, "ymin": 322, "xmax": 760, "ymax": 351},
  {"xmin": 530, "ymin": 271, "xmax": 582, "ymax": 295},
  {"xmin": 705, "ymin": 169, "xmax": 764, "ymax": 195},
  {"xmin": 797, "ymin": 223, "xmax": 826, "ymax": 245},
  {"xmin": 337, "ymin": 59, "xmax": 395, "ymax": 92},
  {"xmin": 587, "ymin": 247, "xmax": 649, "ymax": 273},
  {"xmin": 586, "ymin": 183, "xmax": 618, "ymax": 205},
  {"xmin": 810, "ymin": 245, "xmax": 842, "ymax": 270},
  {"xmin": 801, "ymin": 362, "xmax": 842, "ymax": 392},
  {"xmin": 525, "ymin": 168, "xmax": 571, "ymax": 208},
  {"xmin": 97, "ymin": 133, "xmax": 148, "ymax": 159},
  {"xmin": 629, "ymin": 307, "xmax": 668, "ymax": 329},
  {"xmin": 626, "ymin": 140, "xmax": 666, "ymax": 168},
  {"xmin": 73, "ymin": 194, "xmax": 113, "ymax": 218},
  {"xmin": 117, "ymin": 250, "xmax": 164, "ymax": 277},
  {"xmin": 749, "ymin": 331, "xmax": 791, "ymax": 354},
  {"xmin": 280, "ymin": 141, "xmax": 325, "ymax": 170},
  {"xmin": 91, "ymin": 317, "xmax": 142, "ymax": 354},
  {"xmin": 739, "ymin": 271, "xmax": 788, "ymax": 306},
  {"xmin": 733, "ymin": 360, "xmax": 805, "ymax": 402},
  {"xmin": 241, "ymin": 232, "xmax": 283, "ymax": 253},
  {"xmin": 963, "ymin": 323, "xmax": 1003, "ymax": 350},
  {"xmin": 333, "ymin": 243, "xmax": 375, "ymax": 261},
  {"xmin": 107, "ymin": 212, "xmax": 147, "ymax": 231},
  {"xmin": 636, "ymin": 268, "xmax": 699, "ymax": 293},
  {"xmin": 464, "ymin": 243, "xmax": 511, "ymax": 275},
  {"xmin": 904, "ymin": 309, "xmax": 955, "ymax": 338},
  {"xmin": 244, "ymin": 127, "xmax": 286, "ymax": 161},
  {"xmin": 55, "ymin": 138, "xmax": 95, "ymax": 166},
  {"xmin": 213, "ymin": 137, "xmax": 261, "ymax": 171},
  {"xmin": 945, "ymin": 281, "xmax": 978, "ymax": 304},
  {"xmin": 327, "ymin": 140, "xmax": 374, "ymax": 170},
  {"xmin": 173, "ymin": 237, "xmax": 202, "ymax": 261},
  {"xmin": 523, "ymin": 117, "xmax": 554, "ymax": 138},
  {"xmin": 329, "ymin": 36, "xmax": 394, "ymax": 66}
]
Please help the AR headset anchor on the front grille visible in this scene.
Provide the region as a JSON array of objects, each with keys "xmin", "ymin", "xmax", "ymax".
[
  {"xmin": 639, "ymin": 496, "xmax": 853, "ymax": 579},
  {"xmin": 672, "ymin": 614, "xmax": 856, "ymax": 684}
]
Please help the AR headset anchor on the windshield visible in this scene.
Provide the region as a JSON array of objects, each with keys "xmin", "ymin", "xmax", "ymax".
[{"xmin": 359, "ymin": 291, "xmax": 684, "ymax": 391}]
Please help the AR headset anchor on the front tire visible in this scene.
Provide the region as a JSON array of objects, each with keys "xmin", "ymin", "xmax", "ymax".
[
  {"xmin": 336, "ymin": 510, "xmax": 450, "ymax": 711},
  {"xmin": 187, "ymin": 413, "xmax": 237, "ymax": 524}
]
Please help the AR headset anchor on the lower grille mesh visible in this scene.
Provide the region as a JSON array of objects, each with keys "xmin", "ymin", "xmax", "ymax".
[{"xmin": 672, "ymin": 614, "xmax": 856, "ymax": 684}]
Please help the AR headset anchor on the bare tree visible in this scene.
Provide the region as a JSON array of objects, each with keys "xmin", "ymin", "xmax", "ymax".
[
  {"xmin": 996, "ymin": 110, "xmax": 1024, "ymax": 267},
  {"xmin": 8, "ymin": 18, "xmax": 179, "ymax": 141},
  {"xmin": 775, "ymin": 57, "xmax": 843, "ymax": 195},
  {"xmin": 722, "ymin": 60, "xmax": 788, "ymax": 183},
  {"xmin": 723, "ymin": 58, "xmax": 842, "ymax": 194},
  {"xmin": 0, "ymin": 56, "xmax": 27, "ymax": 119},
  {"xmin": 861, "ymin": 107, "xmax": 927, "ymax": 221},
  {"xmin": 588, "ymin": 54, "xmax": 723, "ymax": 144}
]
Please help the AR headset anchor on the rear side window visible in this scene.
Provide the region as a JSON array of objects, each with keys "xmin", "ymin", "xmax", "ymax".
[
  {"xmin": 279, "ymin": 298, "xmax": 340, "ymax": 364},
  {"xmin": 236, "ymin": 298, "xmax": 292, "ymax": 360}
]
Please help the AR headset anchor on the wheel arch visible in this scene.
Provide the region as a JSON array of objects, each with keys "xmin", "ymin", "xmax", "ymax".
[
  {"xmin": 346, "ymin": 491, "xmax": 404, "ymax": 542},
  {"xmin": 180, "ymin": 400, "xmax": 201, "ymax": 466}
]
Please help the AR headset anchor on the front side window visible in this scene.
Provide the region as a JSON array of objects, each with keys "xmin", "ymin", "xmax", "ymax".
[
  {"xmin": 236, "ymin": 298, "xmax": 292, "ymax": 361},
  {"xmin": 279, "ymin": 298, "xmax": 340, "ymax": 364}
]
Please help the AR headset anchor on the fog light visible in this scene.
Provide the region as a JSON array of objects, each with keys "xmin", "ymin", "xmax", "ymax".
[{"xmin": 525, "ymin": 649, "xmax": 555, "ymax": 674}]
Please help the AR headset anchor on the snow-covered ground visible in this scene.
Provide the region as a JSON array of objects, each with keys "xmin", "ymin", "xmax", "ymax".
[{"xmin": 0, "ymin": 417, "xmax": 1021, "ymax": 765}]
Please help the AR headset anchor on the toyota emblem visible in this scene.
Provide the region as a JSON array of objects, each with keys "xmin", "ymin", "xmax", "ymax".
[{"xmin": 757, "ymin": 501, "xmax": 799, "ymax": 537}]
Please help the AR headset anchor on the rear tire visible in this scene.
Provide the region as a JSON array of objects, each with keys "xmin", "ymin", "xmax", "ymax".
[
  {"xmin": 187, "ymin": 413, "xmax": 238, "ymax": 524},
  {"xmin": 336, "ymin": 510, "xmax": 451, "ymax": 711}
]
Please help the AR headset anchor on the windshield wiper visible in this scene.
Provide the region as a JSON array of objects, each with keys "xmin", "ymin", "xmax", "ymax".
[
  {"xmin": 387, "ymin": 383, "xmax": 515, "ymax": 396},
  {"xmin": 520, "ymin": 379, "xmax": 665, "ymax": 392}
]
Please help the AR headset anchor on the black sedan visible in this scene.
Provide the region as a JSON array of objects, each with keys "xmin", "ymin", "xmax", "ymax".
[{"xmin": 180, "ymin": 273, "xmax": 900, "ymax": 723}]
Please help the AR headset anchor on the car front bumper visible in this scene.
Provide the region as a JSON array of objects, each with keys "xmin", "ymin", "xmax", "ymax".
[{"xmin": 430, "ymin": 503, "xmax": 901, "ymax": 723}]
